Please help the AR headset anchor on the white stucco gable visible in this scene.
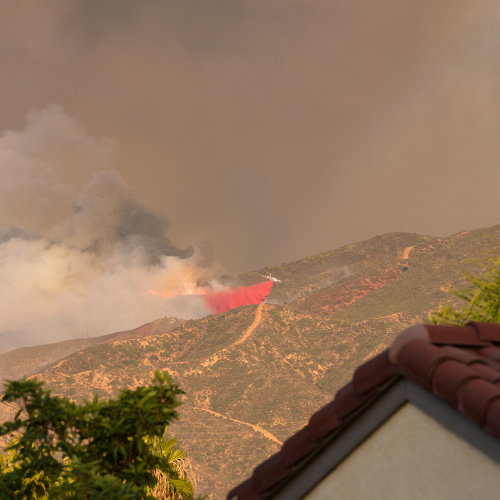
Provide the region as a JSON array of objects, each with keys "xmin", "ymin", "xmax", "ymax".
[{"xmin": 304, "ymin": 403, "xmax": 500, "ymax": 500}]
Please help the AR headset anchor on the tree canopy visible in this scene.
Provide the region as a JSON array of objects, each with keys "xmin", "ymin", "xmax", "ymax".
[
  {"xmin": 0, "ymin": 371, "xmax": 194, "ymax": 500},
  {"xmin": 429, "ymin": 252, "xmax": 500, "ymax": 325}
]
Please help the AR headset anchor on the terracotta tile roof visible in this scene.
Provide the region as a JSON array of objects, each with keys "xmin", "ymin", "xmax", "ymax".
[{"xmin": 227, "ymin": 321, "xmax": 500, "ymax": 500}]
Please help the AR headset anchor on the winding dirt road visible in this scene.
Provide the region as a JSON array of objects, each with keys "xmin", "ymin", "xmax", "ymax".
[
  {"xmin": 232, "ymin": 303, "xmax": 264, "ymax": 347},
  {"xmin": 401, "ymin": 245, "xmax": 415, "ymax": 259},
  {"xmin": 194, "ymin": 406, "xmax": 283, "ymax": 445},
  {"xmin": 197, "ymin": 303, "xmax": 265, "ymax": 369},
  {"xmin": 191, "ymin": 304, "xmax": 283, "ymax": 446}
]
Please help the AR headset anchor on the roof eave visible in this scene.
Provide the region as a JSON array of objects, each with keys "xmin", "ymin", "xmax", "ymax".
[{"xmin": 264, "ymin": 377, "xmax": 500, "ymax": 500}]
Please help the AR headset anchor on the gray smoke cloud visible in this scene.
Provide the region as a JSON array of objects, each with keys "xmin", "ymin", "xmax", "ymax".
[
  {"xmin": 2, "ymin": 1, "xmax": 500, "ymax": 274},
  {"xmin": 0, "ymin": 106, "xmax": 215, "ymax": 352}
]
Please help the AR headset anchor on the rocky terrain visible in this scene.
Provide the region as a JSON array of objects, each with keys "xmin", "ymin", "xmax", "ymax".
[{"xmin": 2, "ymin": 224, "xmax": 500, "ymax": 498}]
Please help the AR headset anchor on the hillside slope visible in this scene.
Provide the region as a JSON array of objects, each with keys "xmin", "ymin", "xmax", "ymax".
[
  {"xmin": 3, "ymin": 224, "xmax": 500, "ymax": 498},
  {"xmin": 0, "ymin": 316, "xmax": 184, "ymax": 390}
]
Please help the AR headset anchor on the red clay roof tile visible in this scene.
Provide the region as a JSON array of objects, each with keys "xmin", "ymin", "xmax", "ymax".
[
  {"xmin": 227, "ymin": 478, "xmax": 258, "ymax": 500},
  {"xmin": 426, "ymin": 324, "xmax": 488, "ymax": 346},
  {"xmin": 430, "ymin": 360, "xmax": 481, "ymax": 407},
  {"xmin": 388, "ymin": 324, "xmax": 429, "ymax": 363},
  {"xmin": 468, "ymin": 362, "xmax": 500, "ymax": 383},
  {"xmin": 352, "ymin": 350, "xmax": 398, "ymax": 394},
  {"xmin": 281, "ymin": 427, "xmax": 315, "ymax": 467},
  {"xmin": 479, "ymin": 346, "xmax": 500, "ymax": 364},
  {"xmin": 478, "ymin": 356, "xmax": 500, "ymax": 372},
  {"xmin": 484, "ymin": 399, "xmax": 500, "ymax": 439},
  {"xmin": 334, "ymin": 382, "xmax": 374, "ymax": 420},
  {"xmin": 308, "ymin": 400, "xmax": 339, "ymax": 442},
  {"xmin": 467, "ymin": 321, "xmax": 500, "ymax": 342},
  {"xmin": 440, "ymin": 345, "xmax": 487, "ymax": 365},
  {"xmin": 457, "ymin": 378, "xmax": 500, "ymax": 426},
  {"xmin": 397, "ymin": 341, "xmax": 458, "ymax": 389},
  {"xmin": 253, "ymin": 453, "xmax": 289, "ymax": 494}
]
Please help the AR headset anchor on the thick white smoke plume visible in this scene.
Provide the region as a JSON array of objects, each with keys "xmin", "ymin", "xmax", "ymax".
[{"xmin": 0, "ymin": 105, "xmax": 214, "ymax": 352}]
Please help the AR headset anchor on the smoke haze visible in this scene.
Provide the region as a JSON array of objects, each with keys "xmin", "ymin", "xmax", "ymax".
[
  {"xmin": 2, "ymin": 1, "xmax": 500, "ymax": 346},
  {"xmin": 2, "ymin": 1, "xmax": 500, "ymax": 274},
  {"xmin": 0, "ymin": 106, "xmax": 215, "ymax": 351}
]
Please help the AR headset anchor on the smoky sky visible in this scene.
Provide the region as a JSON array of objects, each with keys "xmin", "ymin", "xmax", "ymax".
[
  {"xmin": 2, "ymin": 0, "xmax": 500, "ymax": 274},
  {"xmin": 0, "ymin": 105, "xmax": 224, "ymax": 350}
]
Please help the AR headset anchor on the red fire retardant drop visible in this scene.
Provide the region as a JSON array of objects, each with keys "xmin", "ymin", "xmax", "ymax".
[{"xmin": 205, "ymin": 281, "xmax": 274, "ymax": 315}]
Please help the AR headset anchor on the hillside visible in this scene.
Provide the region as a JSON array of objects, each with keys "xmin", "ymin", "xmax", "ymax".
[
  {"xmin": 2, "ymin": 224, "xmax": 500, "ymax": 498},
  {"xmin": 0, "ymin": 316, "xmax": 184, "ymax": 390}
]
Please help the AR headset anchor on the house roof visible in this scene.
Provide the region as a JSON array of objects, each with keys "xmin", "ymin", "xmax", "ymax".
[{"xmin": 226, "ymin": 321, "xmax": 500, "ymax": 500}]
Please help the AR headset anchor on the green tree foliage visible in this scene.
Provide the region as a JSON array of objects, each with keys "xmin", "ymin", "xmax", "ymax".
[
  {"xmin": 145, "ymin": 430, "xmax": 194, "ymax": 500},
  {"xmin": 0, "ymin": 371, "xmax": 195, "ymax": 500},
  {"xmin": 428, "ymin": 253, "xmax": 500, "ymax": 325}
]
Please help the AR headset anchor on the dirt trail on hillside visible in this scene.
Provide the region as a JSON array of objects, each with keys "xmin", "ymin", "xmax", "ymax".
[
  {"xmin": 194, "ymin": 406, "xmax": 282, "ymax": 445},
  {"xmin": 198, "ymin": 304, "xmax": 264, "ymax": 369},
  {"xmin": 401, "ymin": 246, "xmax": 415, "ymax": 259},
  {"xmin": 232, "ymin": 303, "xmax": 264, "ymax": 346}
]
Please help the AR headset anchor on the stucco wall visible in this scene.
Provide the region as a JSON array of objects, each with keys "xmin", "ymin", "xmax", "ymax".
[{"xmin": 304, "ymin": 403, "xmax": 500, "ymax": 500}]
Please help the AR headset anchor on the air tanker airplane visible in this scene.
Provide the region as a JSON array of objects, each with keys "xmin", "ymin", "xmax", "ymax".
[{"xmin": 262, "ymin": 273, "xmax": 282, "ymax": 283}]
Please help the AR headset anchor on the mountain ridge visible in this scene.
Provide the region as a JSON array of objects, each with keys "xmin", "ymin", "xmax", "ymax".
[{"xmin": 2, "ymin": 224, "xmax": 500, "ymax": 498}]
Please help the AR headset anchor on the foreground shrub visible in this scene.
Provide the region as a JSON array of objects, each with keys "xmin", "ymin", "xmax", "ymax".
[
  {"xmin": 429, "ymin": 251, "xmax": 500, "ymax": 325},
  {"xmin": 0, "ymin": 371, "xmax": 194, "ymax": 499}
]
